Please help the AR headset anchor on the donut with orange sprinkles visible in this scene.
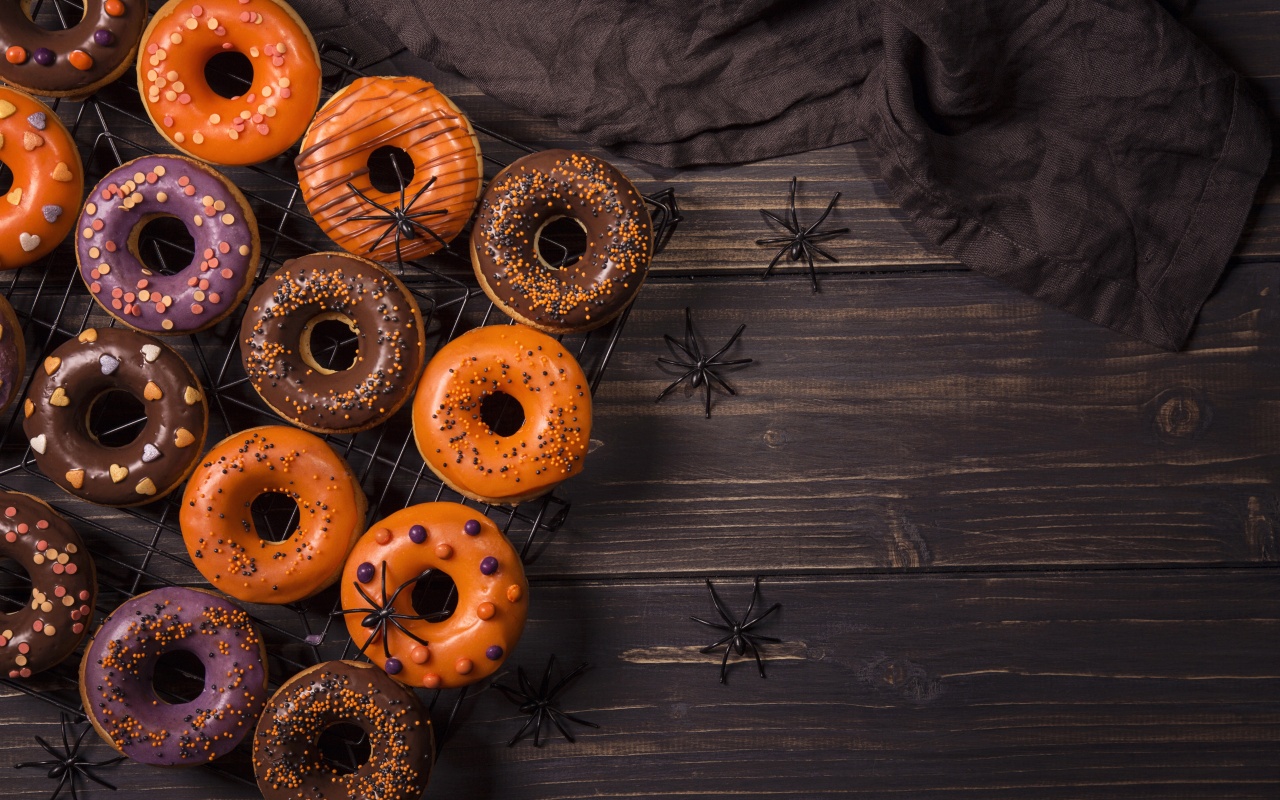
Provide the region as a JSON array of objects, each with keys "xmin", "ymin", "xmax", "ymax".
[
  {"xmin": 79, "ymin": 586, "xmax": 268, "ymax": 766},
  {"xmin": 471, "ymin": 149, "xmax": 653, "ymax": 333},
  {"xmin": 253, "ymin": 660, "xmax": 433, "ymax": 800}
]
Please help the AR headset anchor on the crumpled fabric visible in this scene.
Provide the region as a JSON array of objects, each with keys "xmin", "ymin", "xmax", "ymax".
[{"xmin": 293, "ymin": 0, "xmax": 1271, "ymax": 350}]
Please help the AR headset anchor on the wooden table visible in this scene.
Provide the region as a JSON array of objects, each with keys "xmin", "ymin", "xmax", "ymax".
[{"xmin": 6, "ymin": 1, "xmax": 1280, "ymax": 797}]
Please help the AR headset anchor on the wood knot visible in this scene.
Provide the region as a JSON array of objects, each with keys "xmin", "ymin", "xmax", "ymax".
[
  {"xmin": 858, "ymin": 653, "xmax": 941, "ymax": 701},
  {"xmin": 763, "ymin": 429, "xmax": 788, "ymax": 448},
  {"xmin": 1149, "ymin": 387, "xmax": 1212, "ymax": 443}
]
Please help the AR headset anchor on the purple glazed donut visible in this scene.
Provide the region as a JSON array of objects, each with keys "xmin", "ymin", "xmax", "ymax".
[
  {"xmin": 79, "ymin": 586, "xmax": 268, "ymax": 766},
  {"xmin": 76, "ymin": 154, "xmax": 260, "ymax": 335}
]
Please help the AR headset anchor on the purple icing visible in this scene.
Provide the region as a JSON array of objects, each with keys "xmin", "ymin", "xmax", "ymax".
[
  {"xmin": 27, "ymin": 112, "xmax": 45, "ymax": 130},
  {"xmin": 79, "ymin": 587, "xmax": 267, "ymax": 766},
  {"xmin": 480, "ymin": 556, "xmax": 498, "ymax": 575},
  {"xmin": 384, "ymin": 657, "xmax": 403, "ymax": 675},
  {"xmin": 32, "ymin": 48, "xmax": 54, "ymax": 66},
  {"xmin": 485, "ymin": 645, "xmax": 504, "ymax": 660},
  {"xmin": 94, "ymin": 29, "xmax": 115, "ymax": 46},
  {"xmin": 77, "ymin": 155, "xmax": 255, "ymax": 335},
  {"xmin": 463, "ymin": 519, "xmax": 481, "ymax": 536},
  {"xmin": 356, "ymin": 561, "xmax": 375, "ymax": 584},
  {"xmin": 42, "ymin": 204, "xmax": 61, "ymax": 223},
  {"xmin": 408, "ymin": 524, "xmax": 426, "ymax": 543}
]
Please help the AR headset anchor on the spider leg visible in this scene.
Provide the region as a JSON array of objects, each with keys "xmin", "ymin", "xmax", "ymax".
[
  {"xmin": 804, "ymin": 245, "xmax": 820, "ymax": 293},
  {"xmin": 742, "ymin": 601, "xmax": 782, "ymax": 630},
  {"xmin": 662, "ymin": 333, "xmax": 696, "ymax": 363},
  {"xmin": 53, "ymin": 769, "xmax": 71, "ymax": 800},
  {"xmin": 404, "ymin": 174, "xmax": 438, "ymax": 211},
  {"xmin": 548, "ymin": 710, "xmax": 577, "ymax": 743},
  {"xmin": 532, "ymin": 707, "xmax": 547, "ymax": 748},
  {"xmin": 801, "ymin": 191, "xmax": 842, "ymax": 235},
  {"xmin": 808, "ymin": 241, "xmax": 842, "ymax": 263},
  {"xmin": 79, "ymin": 765, "xmax": 122, "ymax": 790},
  {"xmin": 745, "ymin": 636, "xmax": 769, "ymax": 678},
  {"xmin": 703, "ymin": 370, "xmax": 739, "ymax": 397},
  {"xmin": 34, "ymin": 735, "xmax": 61, "ymax": 759},
  {"xmin": 517, "ymin": 665, "xmax": 537, "ymax": 699},
  {"xmin": 705, "ymin": 580, "xmax": 736, "ymax": 626},
  {"xmin": 405, "ymin": 208, "xmax": 449, "ymax": 219},
  {"xmin": 557, "ymin": 710, "xmax": 600, "ymax": 729},
  {"xmin": 367, "ymin": 221, "xmax": 395, "ymax": 255},
  {"xmin": 755, "ymin": 235, "xmax": 797, "ymax": 245},
  {"xmin": 718, "ymin": 641, "xmax": 733, "ymax": 684},
  {"xmin": 703, "ymin": 378, "xmax": 713, "ymax": 418},
  {"xmin": 743, "ymin": 576, "xmax": 763, "ymax": 619},
  {"xmin": 547, "ymin": 661, "xmax": 591, "ymax": 699},
  {"xmin": 681, "ymin": 307, "xmax": 704, "ymax": 363},
  {"xmin": 689, "ymin": 615, "xmax": 733, "ymax": 632},
  {"xmin": 404, "ymin": 217, "xmax": 451, "ymax": 249},
  {"xmin": 705, "ymin": 324, "xmax": 748, "ymax": 363},
  {"xmin": 788, "ymin": 177, "xmax": 800, "ymax": 231},
  {"xmin": 699, "ymin": 632, "xmax": 737, "ymax": 653},
  {"xmin": 804, "ymin": 228, "xmax": 851, "ymax": 242},
  {"xmin": 346, "ymin": 182, "xmax": 396, "ymax": 215},
  {"xmin": 655, "ymin": 368, "xmax": 699, "ymax": 402},
  {"xmin": 493, "ymin": 682, "xmax": 531, "ymax": 706},
  {"xmin": 506, "ymin": 710, "xmax": 539, "ymax": 747},
  {"xmin": 759, "ymin": 208, "xmax": 799, "ymax": 234},
  {"xmin": 387, "ymin": 617, "xmax": 433, "ymax": 647},
  {"xmin": 761, "ymin": 244, "xmax": 790, "ymax": 280},
  {"xmin": 655, "ymin": 356, "xmax": 693, "ymax": 368}
]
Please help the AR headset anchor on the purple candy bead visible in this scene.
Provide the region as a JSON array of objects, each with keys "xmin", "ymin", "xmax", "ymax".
[
  {"xmin": 384, "ymin": 657, "xmax": 402, "ymax": 675},
  {"xmin": 463, "ymin": 519, "xmax": 482, "ymax": 536},
  {"xmin": 356, "ymin": 562, "xmax": 375, "ymax": 584},
  {"xmin": 479, "ymin": 556, "xmax": 498, "ymax": 575},
  {"xmin": 408, "ymin": 524, "xmax": 427, "ymax": 544},
  {"xmin": 485, "ymin": 645, "xmax": 504, "ymax": 661},
  {"xmin": 93, "ymin": 29, "xmax": 115, "ymax": 46},
  {"xmin": 33, "ymin": 48, "xmax": 55, "ymax": 66}
]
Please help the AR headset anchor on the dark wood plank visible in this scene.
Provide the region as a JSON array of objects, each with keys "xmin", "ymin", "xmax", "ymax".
[{"xmin": 527, "ymin": 263, "xmax": 1280, "ymax": 577}]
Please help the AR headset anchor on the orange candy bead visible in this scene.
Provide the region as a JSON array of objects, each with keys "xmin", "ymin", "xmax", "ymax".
[
  {"xmin": 67, "ymin": 51, "xmax": 94, "ymax": 71},
  {"xmin": 105, "ymin": 0, "xmax": 126, "ymax": 16},
  {"xmin": 5, "ymin": 47, "xmax": 26, "ymax": 65}
]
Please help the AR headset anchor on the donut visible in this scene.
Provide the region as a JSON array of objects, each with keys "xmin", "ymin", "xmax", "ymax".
[
  {"xmin": 0, "ymin": 87, "xmax": 83, "ymax": 269},
  {"xmin": 0, "ymin": 294, "xmax": 26, "ymax": 414},
  {"xmin": 296, "ymin": 75, "xmax": 483, "ymax": 262},
  {"xmin": 77, "ymin": 154, "xmax": 260, "ymax": 334},
  {"xmin": 471, "ymin": 149, "xmax": 653, "ymax": 333},
  {"xmin": 137, "ymin": 0, "xmax": 322, "ymax": 166},
  {"xmin": 240, "ymin": 253, "xmax": 426, "ymax": 433},
  {"xmin": 0, "ymin": 0, "xmax": 147, "ymax": 98},
  {"xmin": 412, "ymin": 325, "xmax": 592, "ymax": 505},
  {"xmin": 253, "ymin": 660, "xmax": 433, "ymax": 800},
  {"xmin": 339, "ymin": 503, "xmax": 529, "ymax": 689},
  {"xmin": 80, "ymin": 586, "xmax": 268, "ymax": 766},
  {"xmin": 180, "ymin": 425, "xmax": 368, "ymax": 604},
  {"xmin": 22, "ymin": 327, "xmax": 209, "ymax": 507},
  {"xmin": 0, "ymin": 492, "xmax": 96, "ymax": 679}
]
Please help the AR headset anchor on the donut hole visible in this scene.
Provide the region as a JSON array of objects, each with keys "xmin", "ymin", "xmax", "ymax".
[
  {"xmin": 0, "ymin": 558, "xmax": 33, "ymax": 611},
  {"xmin": 0, "ymin": 162, "xmax": 13, "ymax": 197},
  {"xmin": 318, "ymin": 722, "xmax": 372, "ymax": 775},
  {"xmin": 24, "ymin": 0, "xmax": 84, "ymax": 31},
  {"xmin": 250, "ymin": 492, "xmax": 301, "ymax": 543},
  {"xmin": 534, "ymin": 216, "xmax": 589, "ymax": 269},
  {"xmin": 204, "ymin": 51, "xmax": 256, "ymax": 100},
  {"xmin": 301, "ymin": 313, "xmax": 361, "ymax": 374},
  {"xmin": 86, "ymin": 389, "xmax": 147, "ymax": 448},
  {"xmin": 133, "ymin": 214, "xmax": 198, "ymax": 275},
  {"xmin": 152, "ymin": 649, "xmax": 206, "ymax": 704},
  {"xmin": 480, "ymin": 391, "xmax": 525, "ymax": 437},
  {"xmin": 366, "ymin": 146, "xmax": 416, "ymax": 194},
  {"xmin": 410, "ymin": 569, "xmax": 459, "ymax": 622}
]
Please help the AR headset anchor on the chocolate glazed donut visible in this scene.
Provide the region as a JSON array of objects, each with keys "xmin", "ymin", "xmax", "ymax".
[
  {"xmin": 22, "ymin": 327, "xmax": 209, "ymax": 506},
  {"xmin": 0, "ymin": 0, "xmax": 147, "ymax": 98},
  {"xmin": 253, "ymin": 660, "xmax": 433, "ymax": 800},
  {"xmin": 0, "ymin": 295, "xmax": 26, "ymax": 414},
  {"xmin": 240, "ymin": 252, "xmax": 426, "ymax": 433},
  {"xmin": 471, "ymin": 150, "xmax": 653, "ymax": 333},
  {"xmin": 0, "ymin": 491, "xmax": 96, "ymax": 679}
]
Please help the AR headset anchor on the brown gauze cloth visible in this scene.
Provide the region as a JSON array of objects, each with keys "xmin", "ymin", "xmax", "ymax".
[{"xmin": 295, "ymin": 0, "xmax": 1271, "ymax": 350}]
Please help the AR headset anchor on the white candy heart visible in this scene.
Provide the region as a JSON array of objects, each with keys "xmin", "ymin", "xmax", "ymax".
[
  {"xmin": 99, "ymin": 354, "xmax": 120, "ymax": 375},
  {"xmin": 142, "ymin": 443, "xmax": 162, "ymax": 462},
  {"xmin": 141, "ymin": 344, "xmax": 161, "ymax": 363},
  {"xmin": 19, "ymin": 232, "xmax": 39, "ymax": 252},
  {"xmin": 29, "ymin": 434, "xmax": 46, "ymax": 454}
]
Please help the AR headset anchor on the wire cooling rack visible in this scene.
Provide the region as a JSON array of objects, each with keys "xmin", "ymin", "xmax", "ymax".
[{"xmin": 0, "ymin": 0, "xmax": 681, "ymax": 785}]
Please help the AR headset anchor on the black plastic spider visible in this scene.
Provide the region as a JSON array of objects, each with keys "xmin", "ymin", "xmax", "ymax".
[
  {"xmin": 691, "ymin": 577, "xmax": 782, "ymax": 684},
  {"xmin": 756, "ymin": 176, "xmax": 850, "ymax": 293},
  {"xmin": 493, "ymin": 655, "xmax": 599, "ymax": 747},
  {"xmin": 14, "ymin": 713, "xmax": 125, "ymax": 800},
  {"xmin": 655, "ymin": 307, "xmax": 752, "ymax": 418},
  {"xmin": 333, "ymin": 561, "xmax": 451, "ymax": 663},
  {"xmin": 347, "ymin": 157, "xmax": 449, "ymax": 260}
]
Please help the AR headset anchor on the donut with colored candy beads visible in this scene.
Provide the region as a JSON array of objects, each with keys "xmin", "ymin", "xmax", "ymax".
[
  {"xmin": 0, "ymin": 0, "xmax": 147, "ymax": 98},
  {"xmin": 79, "ymin": 586, "xmax": 268, "ymax": 765},
  {"xmin": 22, "ymin": 327, "xmax": 210, "ymax": 507},
  {"xmin": 471, "ymin": 149, "xmax": 653, "ymax": 333},
  {"xmin": 253, "ymin": 660, "xmax": 433, "ymax": 800},
  {"xmin": 0, "ymin": 492, "xmax": 96, "ymax": 679},
  {"xmin": 339, "ymin": 503, "xmax": 529, "ymax": 689},
  {"xmin": 77, "ymin": 154, "xmax": 259, "ymax": 335},
  {"xmin": 180, "ymin": 426, "xmax": 368, "ymax": 604},
  {"xmin": 0, "ymin": 87, "xmax": 83, "ymax": 270},
  {"xmin": 138, "ymin": 0, "xmax": 322, "ymax": 166},
  {"xmin": 239, "ymin": 253, "xmax": 427, "ymax": 434}
]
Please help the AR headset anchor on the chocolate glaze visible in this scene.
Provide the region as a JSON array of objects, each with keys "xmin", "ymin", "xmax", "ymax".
[
  {"xmin": 80, "ymin": 586, "xmax": 268, "ymax": 766},
  {"xmin": 240, "ymin": 253, "xmax": 426, "ymax": 433},
  {"xmin": 471, "ymin": 149, "xmax": 652, "ymax": 332},
  {"xmin": 77, "ymin": 154, "xmax": 259, "ymax": 335},
  {"xmin": 253, "ymin": 660, "xmax": 432, "ymax": 800},
  {"xmin": 0, "ymin": 294, "xmax": 26, "ymax": 413},
  {"xmin": 0, "ymin": 0, "xmax": 146, "ymax": 97},
  {"xmin": 22, "ymin": 327, "xmax": 209, "ymax": 506},
  {"xmin": 0, "ymin": 492, "xmax": 96, "ymax": 679}
]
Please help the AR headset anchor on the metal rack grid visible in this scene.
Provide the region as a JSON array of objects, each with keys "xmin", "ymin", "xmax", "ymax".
[{"xmin": 0, "ymin": 0, "xmax": 681, "ymax": 785}]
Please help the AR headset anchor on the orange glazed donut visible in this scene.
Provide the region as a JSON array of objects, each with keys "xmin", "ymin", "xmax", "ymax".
[
  {"xmin": 0, "ymin": 87, "xmax": 83, "ymax": 269},
  {"xmin": 412, "ymin": 324, "xmax": 592, "ymax": 505},
  {"xmin": 180, "ymin": 425, "xmax": 368, "ymax": 604},
  {"xmin": 296, "ymin": 76, "xmax": 483, "ymax": 263},
  {"xmin": 137, "ymin": 0, "xmax": 322, "ymax": 166},
  {"xmin": 339, "ymin": 503, "xmax": 528, "ymax": 689}
]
